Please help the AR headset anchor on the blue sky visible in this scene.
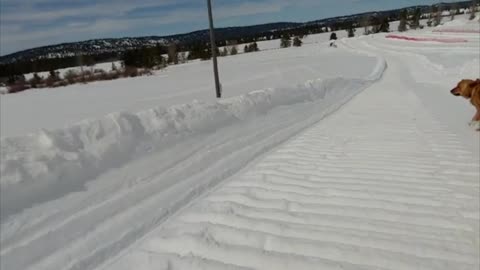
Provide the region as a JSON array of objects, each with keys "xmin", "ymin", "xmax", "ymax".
[{"xmin": 0, "ymin": 0, "xmax": 464, "ymax": 55}]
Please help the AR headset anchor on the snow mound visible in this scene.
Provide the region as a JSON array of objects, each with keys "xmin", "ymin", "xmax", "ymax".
[
  {"xmin": 0, "ymin": 56, "xmax": 386, "ymax": 218},
  {"xmin": 434, "ymin": 15, "xmax": 480, "ymax": 33}
]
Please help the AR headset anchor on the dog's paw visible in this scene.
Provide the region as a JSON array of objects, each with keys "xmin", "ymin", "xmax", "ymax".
[{"xmin": 469, "ymin": 121, "xmax": 480, "ymax": 131}]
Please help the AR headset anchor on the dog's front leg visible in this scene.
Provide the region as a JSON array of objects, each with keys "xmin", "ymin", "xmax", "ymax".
[
  {"xmin": 469, "ymin": 110, "xmax": 480, "ymax": 131},
  {"xmin": 472, "ymin": 110, "xmax": 480, "ymax": 122}
]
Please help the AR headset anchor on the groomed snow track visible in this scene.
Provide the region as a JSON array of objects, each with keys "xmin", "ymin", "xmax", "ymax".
[{"xmin": 101, "ymin": 39, "xmax": 480, "ymax": 269}]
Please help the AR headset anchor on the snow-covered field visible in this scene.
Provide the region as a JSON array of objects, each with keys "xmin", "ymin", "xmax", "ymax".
[
  {"xmin": 22, "ymin": 61, "xmax": 123, "ymax": 81},
  {"xmin": 1, "ymin": 15, "xmax": 479, "ymax": 270},
  {"xmin": 1, "ymin": 44, "xmax": 376, "ymax": 137}
]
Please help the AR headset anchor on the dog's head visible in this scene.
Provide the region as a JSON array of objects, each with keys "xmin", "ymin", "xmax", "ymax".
[{"xmin": 451, "ymin": 79, "xmax": 480, "ymax": 98}]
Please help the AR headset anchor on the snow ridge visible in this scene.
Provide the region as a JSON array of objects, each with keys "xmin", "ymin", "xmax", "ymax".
[{"xmin": 0, "ymin": 56, "xmax": 386, "ymax": 270}]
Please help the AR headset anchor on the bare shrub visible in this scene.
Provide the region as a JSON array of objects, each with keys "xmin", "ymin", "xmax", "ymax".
[{"xmin": 8, "ymin": 83, "xmax": 30, "ymax": 93}]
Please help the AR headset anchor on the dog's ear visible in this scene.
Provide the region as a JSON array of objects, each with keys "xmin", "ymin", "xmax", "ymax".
[{"xmin": 469, "ymin": 79, "xmax": 480, "ymax": 88}]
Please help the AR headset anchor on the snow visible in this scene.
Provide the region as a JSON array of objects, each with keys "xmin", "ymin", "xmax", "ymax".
[
  {"xmin": 23, "ymin": 61, "xmax": 123, "ymax": 81},
  {"xmin": 0, "ymin": 87, "xmax": 8, "ymax": 95},
  {"xmin": 100, "ymin": 19, "xmax": 479, "ymax": 270},
  {"xmin": 386, "ymin": 34, "xmax": 468, "ymax": 43},
  {"xmin": 1, "ymin": 45, "xmax": 377, "ymax": 137},
  {"xmin": 1, "ymin": 15, "xmax": 479, "ymax": 270}
]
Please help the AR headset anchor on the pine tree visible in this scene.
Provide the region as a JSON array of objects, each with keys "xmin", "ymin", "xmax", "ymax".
[
  {"xmin": 178, "ymin": 52, "xmax": 187, "ymax": 63},
  {"xmin": 409, "ymin": 8, "xmax": 421, "ymax": 29},
  {"xmin": 330, "ymin": 32, "xmax": 337, "ymax": 40},
  {"xmin": 280, "ymin": 35, "xmax": 292, "ymax": 48},
  {"xmin": 434, "ymin": 10, "xmax": 442, "ymax": 26},
  {"xmin": 46, "ymin": 70, "xmax": 60, "ymax": 87},
  {"xmin": 220, "ymin": 47, "xmax": 228, "ymax": 57},
  {"xmin": 427, "ymin": 5, "xmax": 436, "ymax": 27},
  {"xmin": 229, "ymin": 45, "xmax": 238, "ymax": 55},
  {"xmin": 361, "ymin": 16, "xmax": 371, "ymax": 35},
  {"xmin": 249, "ymin": 42, "xmax": 259, "ymax": 52},
  {"xmin": 398, "ymin": 9, "xmax": 408, "ymax": 32},
  {"xmin": 346, "ymin": 26, "xmax": 356, "ymax": 37},
  {"xmin": 188, "ymin": 43, "xmax": 211, "ymax": 60},
  {"xmin": 293, "ymin": 36, "xmax": 303, "ymax": 47},
  {"xmin": 29, "ymin": 73, "xmax": 43, "ymax": 88},
  {"xmin": 64, "ymin": 70, "xmax": 77, "ymax": 84},
  {"xmin": 167, "ymin": 43, "xmax": 178, "ymax": 64},
  {"xmin": 434, "ymin": 5, "xmax": 443, "ymax": 26},
  {"xmin": 450, "ymin": 3, "xmax": 457, "ymax": 20},
  {"xmin": 470, "ymin": 0, "xmax": 478, "ymax": 20},
  {"xmin": 377, "ymin": 16, "xmax": 390, "ymax": 33}
]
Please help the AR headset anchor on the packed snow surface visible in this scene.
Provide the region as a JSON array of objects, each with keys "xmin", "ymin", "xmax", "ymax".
[
  {"xmin": 1, "ymin": 41, "xmax": 375, "ymax": 137},
  {"xmin": 1, "ymin": 15, "xmax": 479, "ymax": 270}
]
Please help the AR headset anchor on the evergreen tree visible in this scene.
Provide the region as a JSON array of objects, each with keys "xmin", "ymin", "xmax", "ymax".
[
  {"xmin": 381, "ymin": 17, "xmax": 390, "ymax": 32},
  {"xmin": 409, "ymin": 8, "xmax": 421, "ymax": 29},
  {"xmin": 49, "ymin": 70, "xmax": 59, "ymax": 80},
  {"xmin": 220, "ymin": 47, "xmax": 228, "ymax": 57},
  {"xmin": 167, "ymin": 43, "xmax": 178, "ymax": 64},
  {"xmin": 229, "ymin": 45, "xmax": 238, "ymax": 55},
  {"xmin": 371, "ymin": 16, "xmax": 390, "ymax": 33},
  {"xmin": 398, "ymin": 9, "xmax": 408, "ymax": 32},
  {"xmin": 188, "ymin": 43, "xmax": 211, "ymax": 60},
  {"xmin": 346, "ymin": 25, "xmax": 356, "ymax": 37},
  {"xmin": 64, "ymin": 70, "xmax": 77, "ymax": 84},
  {"xmin": 29, "ymin": 73, "xmax": 43, "ymax": 88},
  {"xmin": 249, "ymin": 42, "xmax": 259, "ymax": 52},
  {"xmin": 293, "ymin": 36, "xmax": 303, "ymax": 47},
  {"xmin": 470, "ymin": 0, "xmax": 478, "ymax": 20},
  {"xmin": 122, "ymin": 47, "xmax": 164, "ymax": 68},
  {"xmin": 361, "ymin": 16, "xmax": 372, "ymax": 35},
  {"xmin": 280, "ymin": 35, "xmax": 292, "ymax": 48},
  {"xmin": 46, "ymin": 70, "xmax": 60, "ymax": 86},
  {"xmin": 329, "ymin": 32, "xmax": 337, "ymax": 40},
  {"xmin": 427, "ymin": 5, "xmax": 437, "ymax": 27},
  {"xmin": 434, "ymin": 8, "xmax": 443, "ymax": 26},
  {"xmin": 178, "ymin": 52, "xmax": 187, "ymax": 63},
  {"xmin": 450, "ymin": 3, "xmax": 457, "ymax": 20}
]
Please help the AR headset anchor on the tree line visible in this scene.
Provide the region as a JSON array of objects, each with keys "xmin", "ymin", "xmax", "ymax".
[{"xmin": 2, "ymin": 1, "xmax": 477, "ymax": 83}]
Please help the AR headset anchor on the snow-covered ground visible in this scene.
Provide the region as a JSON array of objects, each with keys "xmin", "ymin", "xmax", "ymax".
[
  {"xmin": 23, "ymin": 61, "xmax": 123, "ymax": 81},
  {"xmin": 1, "ymin": 44, "xmax": 376, "ymax": 137},
  {"xmin": 1, "ymin": 15, "xmax": 479, "ymax": 270}
]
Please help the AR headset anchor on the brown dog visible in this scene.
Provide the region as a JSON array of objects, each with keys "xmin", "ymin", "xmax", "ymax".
[{"xmin": 451, "ymin": 79, "xmax": 480, "ymax": 128}]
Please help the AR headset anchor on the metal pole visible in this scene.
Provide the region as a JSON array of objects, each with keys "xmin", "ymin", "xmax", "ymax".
[{"xmin": 207, "ymin": 0, "xmax": 221, "ymax": 98}]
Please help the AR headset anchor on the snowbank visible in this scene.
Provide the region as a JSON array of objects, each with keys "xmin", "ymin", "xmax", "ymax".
[
  {"xmin": 0, "ymin": 56, "xmax": 386, "ymax": 218},
  {"xmin": 434, "ymin": 14, "xmax": 480, "ymax": 33}
]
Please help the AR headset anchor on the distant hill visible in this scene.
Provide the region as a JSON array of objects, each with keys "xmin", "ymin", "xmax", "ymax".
[{"xmin": 0, "ymin": 1, "xmax": 472, "ymax": 65}]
